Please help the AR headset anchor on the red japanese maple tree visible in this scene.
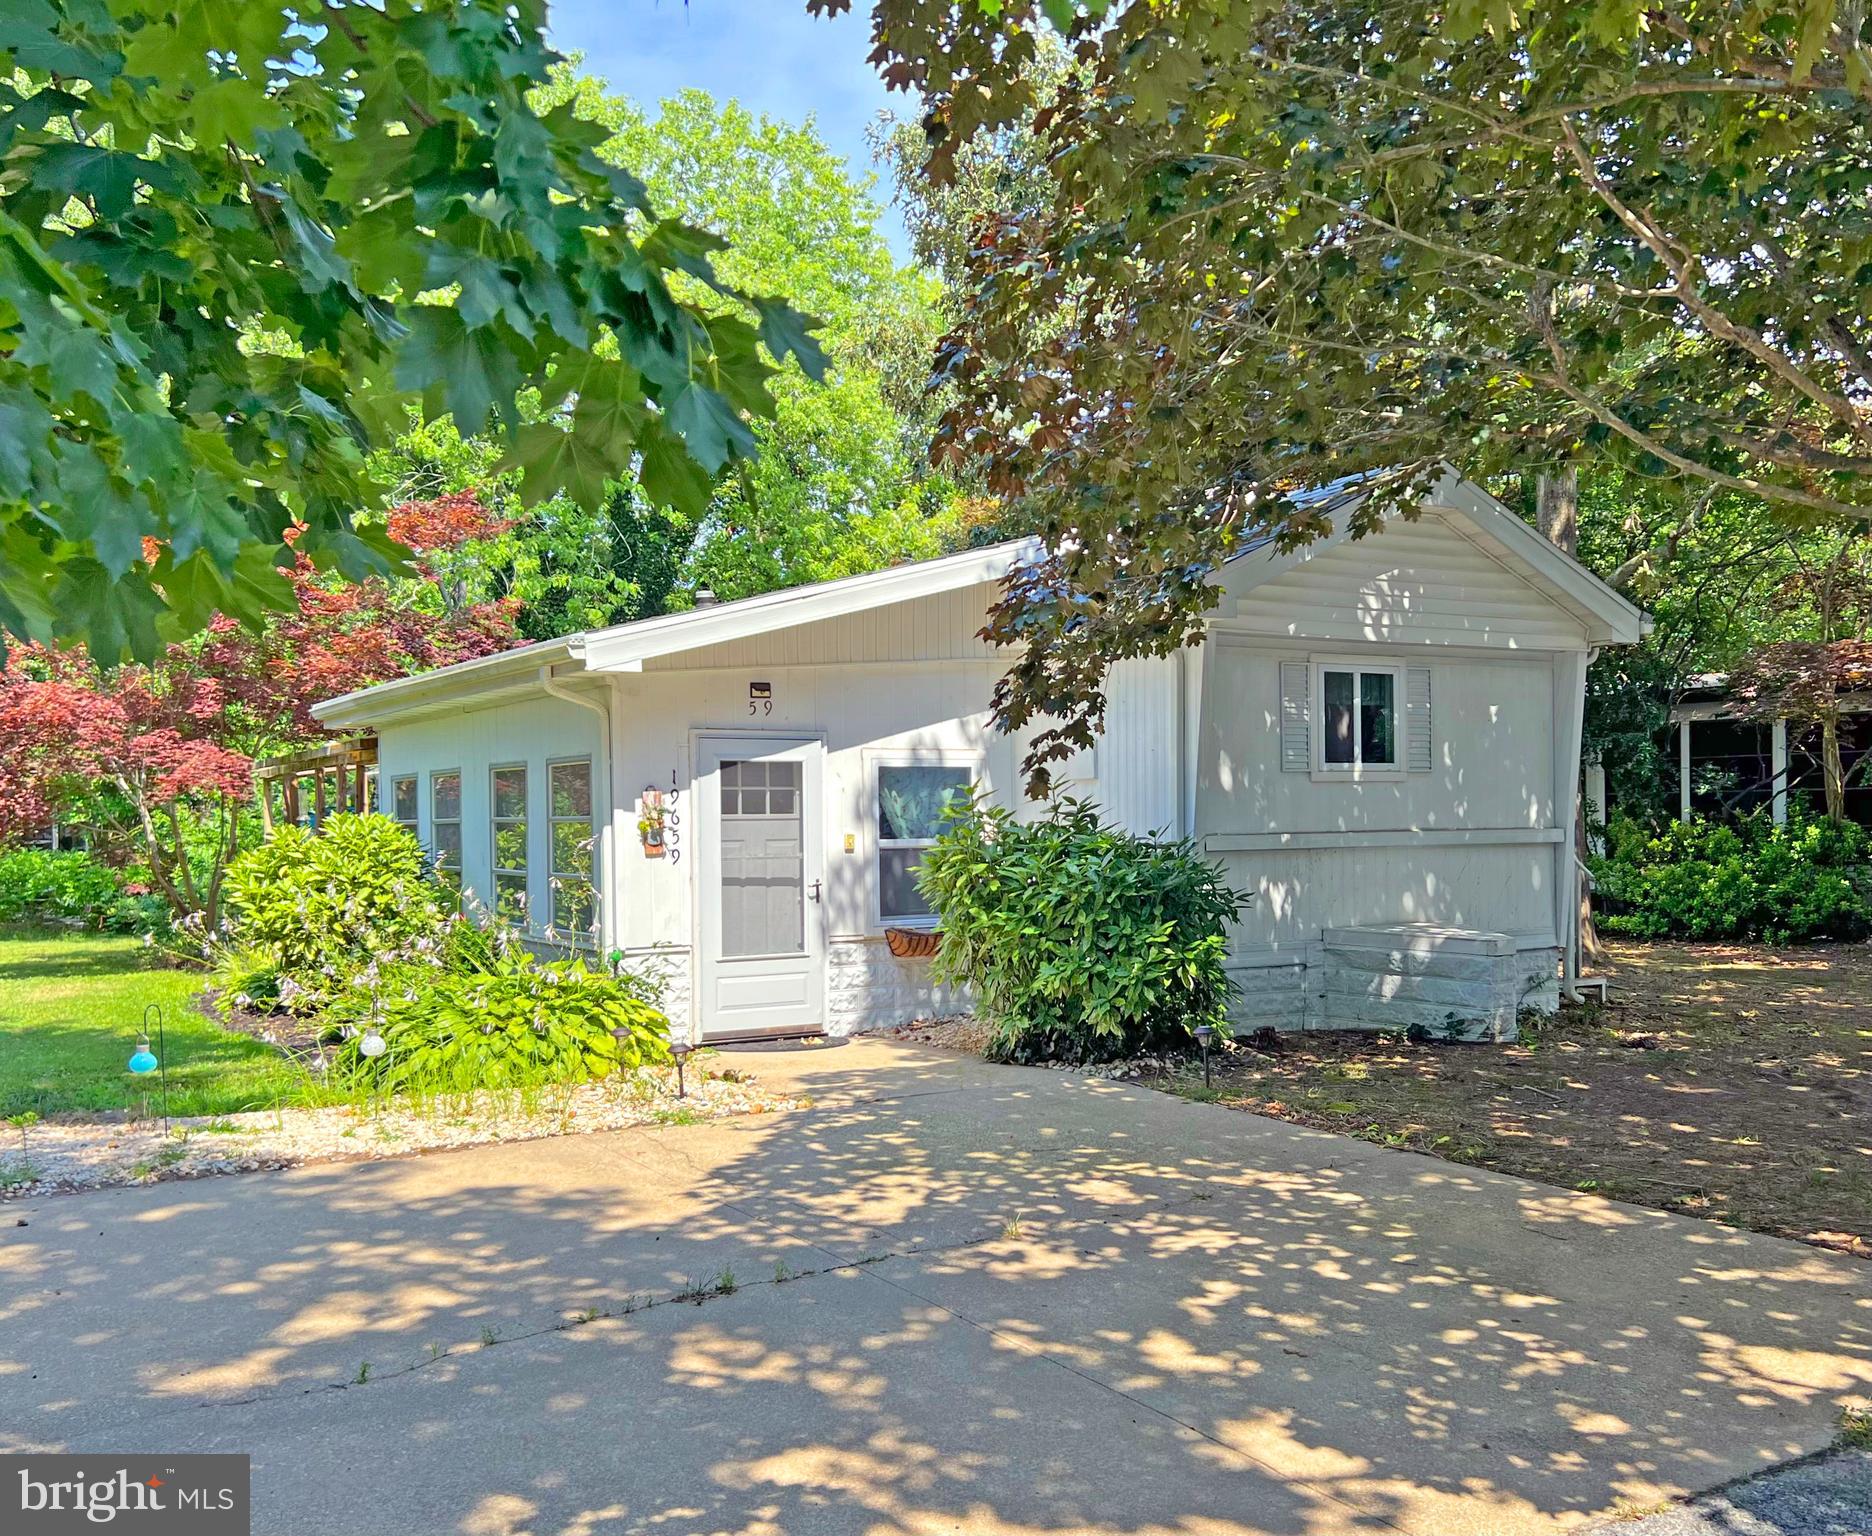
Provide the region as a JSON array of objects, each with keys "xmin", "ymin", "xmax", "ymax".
[
  {"xmin": 1, "ymin": 493, "xmax": 520, "ymax": 922},
  {"xmin": 1728, "ymin": 642, "xmax": 1872, "ymax": 824}
]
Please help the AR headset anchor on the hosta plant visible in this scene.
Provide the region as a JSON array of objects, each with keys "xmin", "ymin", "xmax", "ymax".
[{"xmin": 329, "ymin": 943, "xmax": 670, "ymax": 1095}]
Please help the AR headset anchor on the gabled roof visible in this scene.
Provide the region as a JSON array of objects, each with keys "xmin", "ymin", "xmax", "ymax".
[
  {"xmin": 1219, "ymin": 467, "xmax": 1651, "ymax": 647},
  {"xmin": 311, "ymin": 467, "xmax": 1649, "ymax": 732},
  {"xmin": 311, "ymin": 538, "xmax": 1037, "ymax": 730}
]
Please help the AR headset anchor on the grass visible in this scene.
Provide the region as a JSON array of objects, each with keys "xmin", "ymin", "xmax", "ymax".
[{"xmin": 0, "ymin": 926, "xmax": 317, "ymax": 1119}]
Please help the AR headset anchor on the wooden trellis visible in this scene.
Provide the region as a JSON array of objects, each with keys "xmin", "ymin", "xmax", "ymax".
[{"xmin": 253, "ymin": 738, "xmax": 378, "ymax": 832}]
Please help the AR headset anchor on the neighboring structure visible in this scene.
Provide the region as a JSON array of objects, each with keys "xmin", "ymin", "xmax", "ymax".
[
  {"xmin": 312, "ymin": 470, "xmax": 1648, "ymax": 1043},
  {"xmin": 1667, "ymin": 676, "xmax": 1872, "ymax": 826}
]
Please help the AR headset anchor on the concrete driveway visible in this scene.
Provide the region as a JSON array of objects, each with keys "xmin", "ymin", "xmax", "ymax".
[{"xmin": 2, "ymin": 1039, "xmax": 1868, "ymax": 1536}]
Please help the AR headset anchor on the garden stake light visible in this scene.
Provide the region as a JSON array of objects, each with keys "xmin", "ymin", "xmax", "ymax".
[
  {"xmin": 128, "ymin": 1002, "xmax": 171, "ymax": 1134},
  {"xmin": 1195, "ymin": 1024, "xmax": 1214, "ymax": 1090},
  {"xmin": 670, "ymin": 1040, "xmax": 694, "ymax": 1099}
]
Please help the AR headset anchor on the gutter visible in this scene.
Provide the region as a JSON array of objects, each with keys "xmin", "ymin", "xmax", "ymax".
[
  {"xmin": 310, "ymin": 637, "xmax": 579, "ymax": 729},
  {"xmin": 539, "ymin": 661, "xmax": 617, "ymax": 958}
]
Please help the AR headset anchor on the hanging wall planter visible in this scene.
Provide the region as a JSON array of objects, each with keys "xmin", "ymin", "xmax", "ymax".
[{"xmin": 638, "ymin": 787, "xmax": 668, "ymax": 858}]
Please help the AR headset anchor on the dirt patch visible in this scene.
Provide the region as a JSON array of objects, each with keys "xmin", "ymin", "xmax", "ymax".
[
  {"xmin": 885, "ymin": 1015, "xmax": 995, "ymax": 1054},
  {"xmin": 1149, "ymin": 940, "xmax": 1872, "ymax": 1257}
]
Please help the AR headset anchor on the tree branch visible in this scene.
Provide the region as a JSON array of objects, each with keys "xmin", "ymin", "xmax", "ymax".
[{"xmin": 1557, "ymin": 115, "xmax": 1871, "ymax": 447}]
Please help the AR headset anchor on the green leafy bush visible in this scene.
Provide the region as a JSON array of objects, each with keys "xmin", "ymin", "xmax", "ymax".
[
  {"xmin": 210, "ymin": 815, "xmax": 450, "ymax": 1013},
  {"xmin": 0, "ymin": 848, "xmax": 162, "ymax": 932},
  {"xmin": 917, "ymin": 798, "xmax": 1244, "ymax": 1063},
  {"xmin": 1590, "ymin": 812, "xmax": 1872, "ymax": 944},
  {"xmin": 328, "ymin": 933, "xmax": 670, "ymax": 1095}
]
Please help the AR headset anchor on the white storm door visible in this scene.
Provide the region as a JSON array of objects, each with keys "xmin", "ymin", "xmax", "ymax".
[{"xmin": 698, "ymin": 735, "xmax": 825, "ymax": 1038}]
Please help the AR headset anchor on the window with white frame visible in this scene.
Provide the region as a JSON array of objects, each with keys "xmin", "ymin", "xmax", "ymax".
[
  {"xmin": 430, "ymin": 770, "xmax": 462, "ymax": 885},
  {"xmin": 1316, "ymin": 665, "xmax": 1399, "ymax": 771},
  {"xmin": 549, "ymin": 759, "xmax": 595, "ymax": 938},
  {"xmin": 876, "ymin": 762, "xmax": 975, "ymax": 924},
  {"xmin": 491, "ymin": 765, "xmax": 528, "ymax": 922},
  {"xmin": 390, "ymin": 774, "xmax": 419, "ymax": 833}
]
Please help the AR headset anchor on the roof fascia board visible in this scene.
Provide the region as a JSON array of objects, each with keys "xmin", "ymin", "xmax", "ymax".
[
  {"xmin": 578, "ymin": 539, "xmax": 1035, "ymax": 671},
  {"xmin": 1427, "ymin": 468, "xmax": 1650, "ymax": 643}
]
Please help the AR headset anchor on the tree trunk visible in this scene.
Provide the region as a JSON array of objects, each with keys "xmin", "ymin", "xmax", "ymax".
[
  {"xmin": 1537, "ymin": 464, "xmax": 1579, "ymax": 554},
  {"xmin": 1539, "ymin": 469, "xmax": 1600, "ymax": 965},
  {"xmin": 1822, "ymin": 712, "xmax": 1846, "ymax": 823}
]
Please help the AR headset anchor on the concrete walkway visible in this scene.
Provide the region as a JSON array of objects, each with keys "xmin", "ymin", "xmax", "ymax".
[{"xmin": 2, "ymin": 1039, "xmax": 1868, "ymax": 1536}]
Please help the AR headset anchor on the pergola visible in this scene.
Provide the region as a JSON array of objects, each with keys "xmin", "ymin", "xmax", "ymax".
[{"xmin": 252, "ymin": 738, "xmax": 377, "ymax": 831}]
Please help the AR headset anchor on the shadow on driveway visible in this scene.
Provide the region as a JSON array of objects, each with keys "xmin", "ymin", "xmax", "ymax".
[{"xmin": 2, "ymin": 1040, "xmax": 1868, "ymax": 1535}]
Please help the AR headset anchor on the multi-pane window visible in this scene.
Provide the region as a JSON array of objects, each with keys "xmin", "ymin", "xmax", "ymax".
[
  {"xmin": 718, "ymin": 759, "xmax": 804, "ymax": 957},
  {"xmin": 390, "ymin": 775, "xmax": 419, "ymax": 834},
  {"xmin": 491, "ymin": 766, "xmax": 528, "ymax": 923},
  {"xmin": 1319, "ymin": 667, "xmax": 1397, "ymax": 769},
  {"xmin": 549, "ymin": 759, "xmax": 595, "ymax": 937},
  {"xmin": 877, "ymin": 764, "xmax": 972, "ymax": 923},
  {"xmin": 430, "ymin": 770, "xmax": 462, "ymax": 885}
]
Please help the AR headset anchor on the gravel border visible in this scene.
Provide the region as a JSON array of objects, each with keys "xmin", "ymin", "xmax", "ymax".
[{"xmin": 0, "ymin": 1065, "xmax": 800, "ymax": 1200}]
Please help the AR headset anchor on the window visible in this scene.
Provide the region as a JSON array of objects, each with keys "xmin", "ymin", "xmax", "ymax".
[
  {"xmin": 719, "ymin": 759, "xmax": 804, "ymax": 957},
  {"xmin": 430, "ymin": 770, "xmax": 462, "ymax": 885},
  {"xmin": 549, "ymin": 759, "xmax": 596, "ymax": 938},
  {"xmin": 390, "ymin": 775, "xmax": 419, "ymax": 833},
  {"xmin": 877, "ymin": 763, "xmax": 973, "ymax": 923},
  {"xmin": 491, "ymin": 765, "xmax": 528, "ymax": 923},
  {"xmin": 1318, "ymin": 666, "xmax": 1397, "ymax": 771}
]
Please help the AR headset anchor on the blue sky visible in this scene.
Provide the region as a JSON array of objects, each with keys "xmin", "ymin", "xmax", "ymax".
[{"xmin": 546, "ymin": 0, "xmax": 912, "ymax": 258}]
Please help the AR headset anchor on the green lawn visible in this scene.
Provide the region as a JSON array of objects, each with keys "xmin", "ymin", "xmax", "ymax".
[{"xmin": 0, "ymin": 927, "xmax": 316, "ymax": 1119}]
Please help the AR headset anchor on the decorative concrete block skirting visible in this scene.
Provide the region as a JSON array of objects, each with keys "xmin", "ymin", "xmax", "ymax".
[
  {"xmin": 1225, "ymin": 926, "xmax": 1560, "ymax": 1040},
  {"xmin": 826, "ymin": 937, "xmax": 966, "ymax": 1033},
  {"xmin": 1318, "ymin": 924, "xmax": 1527, "ymax": 1041}
]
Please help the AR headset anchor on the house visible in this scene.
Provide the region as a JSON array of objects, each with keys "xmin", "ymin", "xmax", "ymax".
[
  {"xmin": 1665, "ymin": 675, "xmax": 1872, "ymax": 827},
  {"xmin": 310, "ymin": 469, "xmax": 1648, "ymax": 1043}
]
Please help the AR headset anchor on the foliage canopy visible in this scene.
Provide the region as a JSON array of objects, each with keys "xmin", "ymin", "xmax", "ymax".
[
  {"xmin": 0, "ymin": 1, "xmax": 822, "ymax": 660},
  {"xmin": 831, "ymin": 0, "xmax": 1872, "ymax": 781}
]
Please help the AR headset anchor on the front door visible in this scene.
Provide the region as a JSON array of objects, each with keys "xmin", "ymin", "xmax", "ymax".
[{"xmin": 697, "ymin": 735, "xmax": 825, "ymax": 1039}]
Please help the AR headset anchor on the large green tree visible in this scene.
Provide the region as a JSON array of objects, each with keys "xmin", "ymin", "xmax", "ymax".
[
  {"xmin": 829, "ymin": 0, "xmax": 1872, "ymax": 780},
  {"xmin": 0, "ymin": 1, "xmax": 821, "ymax": 661},
  {"xmin": 531, "ymin": 71, "xmax": 973, "ymax": 601}
]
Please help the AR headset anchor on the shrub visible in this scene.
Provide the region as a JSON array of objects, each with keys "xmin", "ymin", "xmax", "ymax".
[
  {"xmin": 917, "ymin": 797, "xmax": 1244, "ymax": 1064},
  {"xmin": 1591, "ymin": 811, "xmax": 1872, "ymax": 944},
  {"xmin": 211, "ymin": 814, "xmax": 450, "ymax": 1013},
  {"xmin": 0, "ymin": 848, "xmax": 163, "ymax": 932},
  {"xmin": 328, "ymin": 937, "xmax": 670, "ymax": 1095}
]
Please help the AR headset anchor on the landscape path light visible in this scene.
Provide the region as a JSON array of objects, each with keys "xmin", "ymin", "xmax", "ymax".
[{"xmin": 1194, "ymin": 1023, "xmax": 1215, "ymax": 1090}]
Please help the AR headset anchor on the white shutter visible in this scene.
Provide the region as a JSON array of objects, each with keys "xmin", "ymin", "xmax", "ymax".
[
  {"xmin": 1280, "ymin": 662, "xmax": 1310, "ymax": 772},
  {"xmin": 1406, "ymin": 666, "xmax": 1433, "ymax": 772}
]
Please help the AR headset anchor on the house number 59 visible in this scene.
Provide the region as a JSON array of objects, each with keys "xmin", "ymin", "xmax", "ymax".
[{"xmin": 748, "ymin": 681, "xmax": 772, "ymax": 716}]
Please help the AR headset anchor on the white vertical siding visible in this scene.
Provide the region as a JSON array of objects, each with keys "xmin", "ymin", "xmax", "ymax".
[{"xmin": 1092, "ymin": 655, "xmax": 1183, "ymax": 836}]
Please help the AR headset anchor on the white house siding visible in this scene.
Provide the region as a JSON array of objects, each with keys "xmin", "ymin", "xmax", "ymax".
[
  {"xmin": 372, "ymin": 693, "xmax": 605, "ymax": 936},
  {"xmin": 607, "ymin": 586, "xmax": 1016, "ymax": 1037},
  {"xmin": 1082, "ymin": 654, "xmax": 1185, "ymax": 836},
  {"xmin": 1198, "ymin": 510, "xmax": 1588, "ymax": 1029},
  {"xmin": 1232, "ymin": 510, "xmax": 1592, "ymax": 650}
]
